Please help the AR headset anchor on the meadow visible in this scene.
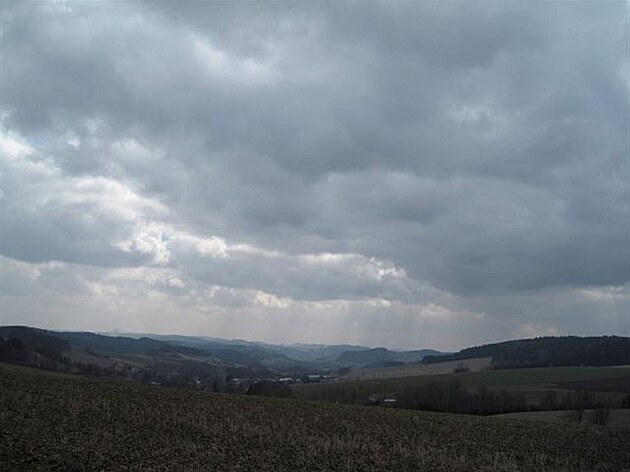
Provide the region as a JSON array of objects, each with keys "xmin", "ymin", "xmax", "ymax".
[
  {"xmin": 295, "ymin": 365, "xmax": 630, "ymax": 407},
  {"xmin": 1, "ymin": 364, "xmax": 629, "ymax": 471},
  {"xmin": 338, "ymin": 357, "xmax": 492, "ymax": 381}
]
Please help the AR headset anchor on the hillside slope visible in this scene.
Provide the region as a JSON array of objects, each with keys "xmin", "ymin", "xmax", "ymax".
[
  {"xmin": 0, "ymin": 325, "xmax": 444, "ymax": 376},
  {"xmin": 1, "ymin": 364, "xmax": 628, "ymax": 471},
  {"xmin": 423, "ymin": 336, "xmax": 630, "ymax": 368}
]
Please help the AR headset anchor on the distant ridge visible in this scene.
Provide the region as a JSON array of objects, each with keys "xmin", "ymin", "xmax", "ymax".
[
  {"xmin": 422, "ymin": 335, "xmax": 630, "ymax": 368},
  {"xmin": 336, "ymin": 347, "xmax": 444, "ymax": 366},
  {"xmin": 0, "ymin": 325, "xmax": 444, "ymax": 378}
]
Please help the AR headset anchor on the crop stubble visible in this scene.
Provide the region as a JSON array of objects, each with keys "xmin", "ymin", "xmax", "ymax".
[{"xmin": 1, "ymin": 366, "xmax": 628, "ymax": 471}]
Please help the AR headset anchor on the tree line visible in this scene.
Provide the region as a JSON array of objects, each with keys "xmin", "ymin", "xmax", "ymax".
[{"xmin": 423, "ymin": 336, "xmax": 630, "ymax": 368}]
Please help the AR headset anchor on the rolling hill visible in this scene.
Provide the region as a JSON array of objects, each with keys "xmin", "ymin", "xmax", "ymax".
[
  {"xmin": 1, "ymin": 364, "xmax": 628, "ymax": 471},
  {"xmin": 0, "ymin": 326, "xmax": 445, "ymax": 386},
  {"xmin": 422, "ymin": 336, "xmax": 630, "ymax": 368}
]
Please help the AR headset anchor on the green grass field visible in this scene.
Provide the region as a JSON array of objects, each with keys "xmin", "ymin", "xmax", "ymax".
[
  {"xmin": 295, "ymin": 366, "xmax": 630, "ymax": 404},
  {"xmin": 2, "ymin": 364, "xmax": 630, "ymax": 471}
]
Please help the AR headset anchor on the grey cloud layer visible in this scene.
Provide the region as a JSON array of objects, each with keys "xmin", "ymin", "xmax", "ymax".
[{"xmin": 1, "ymin": 1, "xmax": 628, "ymax": 347}]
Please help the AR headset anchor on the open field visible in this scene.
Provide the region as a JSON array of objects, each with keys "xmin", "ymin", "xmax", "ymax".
[
  {"xmin": 295, "ymin": 366, "xmax": 630, "ymax": 405},
  {"xmin": 494, "ymin": 409, "xmax": 630, "ymax": 429},
  {"xmin": 339, "ymin": 357, "xmax": 492, "ymax": 381},
  {"xmin": 299, "ymin": 365, "xmax": 630, "ymax": 394},
  {"xmin": 2, "ymin": 365, "xmax": 630, "ymax": 471}
]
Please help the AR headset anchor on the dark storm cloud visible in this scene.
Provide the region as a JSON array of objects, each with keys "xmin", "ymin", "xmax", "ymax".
[{"xmin": 0, "ymin": 1, "xmax": 627, "ymax": 346}]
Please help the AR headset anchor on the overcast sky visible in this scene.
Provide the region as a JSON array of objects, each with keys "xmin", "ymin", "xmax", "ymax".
[{"xmin": 1, "ymin": 1, "xmax": 628, "ymax": 350}]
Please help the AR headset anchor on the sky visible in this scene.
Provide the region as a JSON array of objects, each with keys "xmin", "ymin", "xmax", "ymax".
[{"xmin": 0, "ymin": 1, "xmax": 628, "ymax": 351}]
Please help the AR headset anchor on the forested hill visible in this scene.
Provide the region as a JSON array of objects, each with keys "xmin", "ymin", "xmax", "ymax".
[{"xmin": 422, "ymin": 336, "xmax": 630, "ymax": 368}]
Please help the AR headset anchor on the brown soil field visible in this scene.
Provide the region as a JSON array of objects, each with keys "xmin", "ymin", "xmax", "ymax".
[
  {"xmin": 2, "ymin": 364, "xmax": 629, "ymax": 471},
  {"xmin": 495, "ymin": 409, "xmax": 630, "ymax": 429}
]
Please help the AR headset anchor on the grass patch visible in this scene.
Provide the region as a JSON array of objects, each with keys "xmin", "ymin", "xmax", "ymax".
[{"xmin": 295, "ymin": 366, "xmax": 630, "ymax": 401}]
